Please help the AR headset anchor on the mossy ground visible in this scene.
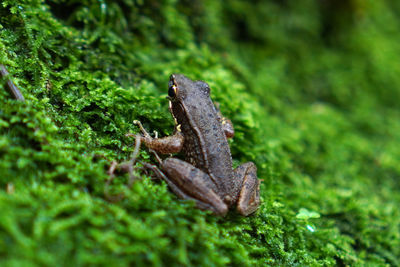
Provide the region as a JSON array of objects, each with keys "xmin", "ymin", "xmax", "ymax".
[{"xmin": 1, "ymin": 0, "xmax": 400, "ymax": 266}]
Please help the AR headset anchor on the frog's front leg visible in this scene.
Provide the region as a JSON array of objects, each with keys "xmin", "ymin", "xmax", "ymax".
[
  {"xmin": 234, "ymin": 162, "xmax": 260, "ymax": 216},
  {"xmin": 220, "ymin": 117, "xmax": 234, "ymax": 138},
  {"xmin": 134, "ymin": 120, "xmax": 184, "ymax": 154},
  {"xmin": 147, "ymin": 158, "xmax": 228, "ymax": 216},
  {"xmin": 214, "ymin": 103, "xmax": 234, "ymax": 138}
]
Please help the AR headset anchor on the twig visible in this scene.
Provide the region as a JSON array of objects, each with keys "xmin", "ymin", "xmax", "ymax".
[
  {"xmin": 104, "ymin": 134, "xmax": 142, "ymax": 202},
  {"xmin": 0, "ymin": 64, "xmax": 25, "ymax": 101}
]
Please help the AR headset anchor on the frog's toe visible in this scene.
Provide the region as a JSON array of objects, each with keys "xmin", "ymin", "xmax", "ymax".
[
  {"xmin": 237, "ymin": 185, "xmax": 260, "ymax": 216},
  {"xmin": 235, "ymin": 162, "xmax": 260, "ymax": 216}
]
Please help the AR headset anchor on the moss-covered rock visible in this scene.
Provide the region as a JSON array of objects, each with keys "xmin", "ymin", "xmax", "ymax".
[{"xmin": 1, "ymin": 0, "xmax": 399, "ymax": 266}]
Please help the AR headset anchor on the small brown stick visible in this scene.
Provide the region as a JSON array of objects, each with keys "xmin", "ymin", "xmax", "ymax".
[
  {"xmin": 104, "ymin": 134, "xmax": 142, "ymax": 202},
  {"xmin": 142, "ymin": 162, "xmax": 166, "ymax": 180},
  {"xmin": 6, "ymin": 183, "xmax": 15, "ymax": 194},
  {"xmin": 104, "ymin": 161, "xmax": 124, "ymax": 202},
  {"xmin": 0, "ymin": 64, "xmax": 25, "ymax": 101},
  {"xmin": 149, "ymin": 148, "xmax": 162, "ymax": 165},
  {"xmin": 126, "ymin": 134, "xmax": 142, "ymax": 187}
]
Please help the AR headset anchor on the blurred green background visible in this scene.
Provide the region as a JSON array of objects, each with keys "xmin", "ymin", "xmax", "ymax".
[{"xmin": 0, "ymin": 0, "xmax": 399, "ymax": 266}]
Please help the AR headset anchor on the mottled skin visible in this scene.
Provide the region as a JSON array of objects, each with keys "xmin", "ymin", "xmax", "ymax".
[{"xmin": 138, "ymin": 74, "xmax": 260, "ymax": 216}]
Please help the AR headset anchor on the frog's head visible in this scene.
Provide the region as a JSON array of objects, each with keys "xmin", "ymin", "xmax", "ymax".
[
  {"xmin": 168, "ymin": 74, "xmax": 212, "ymax": 124},
  {"xmin": 168, "ymin": 74, "xmax": 210, "ymax": 102}
]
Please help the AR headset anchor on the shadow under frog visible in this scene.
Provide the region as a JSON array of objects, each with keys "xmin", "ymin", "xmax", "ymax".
[{"xmin": 137, "ymin": 74, "xmax": 260, "ymax": 216}]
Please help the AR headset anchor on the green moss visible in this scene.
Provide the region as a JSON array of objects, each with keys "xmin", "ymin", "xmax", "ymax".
[{"xmin": 1, "ymin": 0, "xmax": 399, "ymax": 266}]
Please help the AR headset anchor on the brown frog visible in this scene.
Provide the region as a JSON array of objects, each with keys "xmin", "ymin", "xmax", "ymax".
[{"xmin": 136, "ymin": 74, "xmax": 260, "ymax": 216}]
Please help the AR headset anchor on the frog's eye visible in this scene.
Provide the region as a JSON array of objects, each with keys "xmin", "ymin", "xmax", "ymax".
[{"xmin": 168, "ymin": 81, "xmax": 177, "ymax": 97}]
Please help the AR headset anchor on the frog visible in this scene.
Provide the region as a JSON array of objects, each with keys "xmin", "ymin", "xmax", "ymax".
[{"xmin": 136, "ymin": 74, "xmax": 260, "ymax": 216}]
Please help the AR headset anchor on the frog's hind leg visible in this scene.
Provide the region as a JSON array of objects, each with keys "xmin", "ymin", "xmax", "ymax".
[
  {"xmin": 234, "ymin": 162, "xmax": 260, "ymax": 216},
  {"xmin": 145, "ymin": 158, "xmax": 228, "ymax": 216}
]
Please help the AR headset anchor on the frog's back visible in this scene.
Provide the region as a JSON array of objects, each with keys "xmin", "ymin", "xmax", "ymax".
[{"xmin": 178, "ymin": 90, "xmax": 236, "ymax": 197}]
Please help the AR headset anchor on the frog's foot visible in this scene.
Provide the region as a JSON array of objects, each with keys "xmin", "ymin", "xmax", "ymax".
[
  {"xmin": 144, "ymin": 158, "xmax": 228, "ymax": 216},
  {"xmin": 133, "ymin": 120, "xmax": 152, "ymax": 138},
  {"xmin": 0, "ymin": 64, "xmax": 25, "ymax": 101},
  {"xmin": 234, "ymin": 162, "xmax": 260, "ymax": 216}
]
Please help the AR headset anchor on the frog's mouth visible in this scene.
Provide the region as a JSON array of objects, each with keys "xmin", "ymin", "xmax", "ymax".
[
  {"xmin": 169, "ymin": 100, "xmax": 179, "ymax": 125},
  {"xmin": 169, "ymin": 99, "xmax": 188, "ymax": 128},
  {"xmin": 167, "ymin": 75, "xmax": 179, "ymax": 121}
]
